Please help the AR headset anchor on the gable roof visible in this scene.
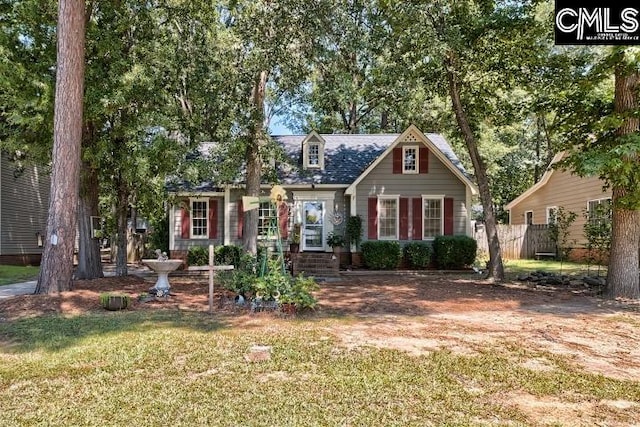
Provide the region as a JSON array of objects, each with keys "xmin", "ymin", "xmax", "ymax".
[
  {"xmin": 167, "ymin": 125, "xmax": 474, "ymax": 193},
  {"xmin": 505, "ymin": 152, "xmax": 564, "ymax": 210},
  {"xmin": 343, "ymin": 125, "xmax": 477, "ymax": 195}
]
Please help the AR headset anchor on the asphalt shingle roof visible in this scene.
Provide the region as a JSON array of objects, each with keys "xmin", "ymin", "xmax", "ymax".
[{"xmin": 167, "ymin": 132, "xmax": 469, "ymax": 191}]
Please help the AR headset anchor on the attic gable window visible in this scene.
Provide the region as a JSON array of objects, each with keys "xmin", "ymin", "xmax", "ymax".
[{"xmin": 403, "ymin": 146, "xmax": 418, "ymax": 173}]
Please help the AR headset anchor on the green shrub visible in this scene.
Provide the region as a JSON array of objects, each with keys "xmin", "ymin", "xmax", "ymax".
[
  {"xmin": 404, "ymin": 242, "xmax": 433, "ymax": 269},
  {"xmin": 361, "ymin": 241, "xmax": 401, "ymax": 270},
  {"xmin": 432, "ymin": 235, "xmax": 477, "ymax": 269},
  {"xmin": 187, "ymin": 246, "xmax": 209, "ymax": 266},
  {"xmin": 215, "ymin": 244, "xmax": 243, "ymax": 267}
]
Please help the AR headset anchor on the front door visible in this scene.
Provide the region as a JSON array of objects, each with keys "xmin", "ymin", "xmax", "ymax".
[{"xmin": 302, "ymin": 201, "xmax": 324, "ymax": 251}]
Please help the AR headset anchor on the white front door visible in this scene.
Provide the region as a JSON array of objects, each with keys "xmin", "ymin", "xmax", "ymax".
[{"xmin": 302, "ymin": 201, "xmax": 324, "ymax": 251}]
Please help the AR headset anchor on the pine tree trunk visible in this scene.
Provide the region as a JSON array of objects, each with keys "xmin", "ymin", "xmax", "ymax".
[
  {"xmin": 445, "ymin": 56, "xmax": 504, "ymax": 281},
  {"xmin": 243, "ymin": 70, "xmax": 269, "ymax": 255},
  {"xmin": 35, "ymin": 0, "xmax": 85, "ymax": 294},
  {"xmin": 607, "ymin": 63, "xmax": 640, "ymax": 299},
  {"xmin": 114, "ymin": 173, "xmax": 129, "ymax": 276},
  {"xmin": 76, "ymin": 160, "xmax": 103, "ymax": 279}
]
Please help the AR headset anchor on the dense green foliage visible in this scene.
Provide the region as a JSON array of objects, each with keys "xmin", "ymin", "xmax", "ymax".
[
  {"xmin": 346, "ymin": 215, "xmax": 363, "ymax": 249},
  {"xmin": 361, "ymin": 241, "xmax": 401, "ymax": 270},
  {"xmin": 432, "ymin": 236, "xmax": 477, "ymax": 269},
  {"xmin": 403, "ymin": 243, "xmax": 433, "ymax": 269}
]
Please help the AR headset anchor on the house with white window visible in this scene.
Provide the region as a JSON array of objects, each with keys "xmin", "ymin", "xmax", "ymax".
[
  {"xmin": 167, "ymin": 125, "xmax": 477, "ymax": 264},
  {"xmin": 0, "ymin": 152, "xmax": 50, "ymax": 265},
  {"xmin": 505, "ymin": 152, "xmax": 612, "ymax": 260}
]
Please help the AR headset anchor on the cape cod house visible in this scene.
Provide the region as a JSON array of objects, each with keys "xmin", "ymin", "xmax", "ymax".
[
  {"xmin": 167, "ymin": 125, "xmax": 477, "ymax": 267},
  {"xmin": 0, "ymin": 152, "xmax": 50, "ymax": 265}
]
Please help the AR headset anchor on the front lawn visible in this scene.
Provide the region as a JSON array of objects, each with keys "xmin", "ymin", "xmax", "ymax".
[
  {"xmin": 0, "ymin": 265, "xmax": 39, "ymax": 286},
  {"xmin": 1, "ymin": 308, "xmax": 638, "ymax": 426}
]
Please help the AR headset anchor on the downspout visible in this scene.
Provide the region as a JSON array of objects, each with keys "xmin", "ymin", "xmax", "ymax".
[{"xmin": 224, "ymin": 186, "xmax": 230, "ymax": 246}]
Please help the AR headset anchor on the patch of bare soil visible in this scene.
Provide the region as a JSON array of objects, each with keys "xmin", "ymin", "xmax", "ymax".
[{"xmin": 1, "ymin": 272, "xmax": 639, "ymax": 425}]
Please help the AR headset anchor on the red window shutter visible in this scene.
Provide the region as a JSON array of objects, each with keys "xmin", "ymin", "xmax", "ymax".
[
  {"xmin": 419, "ymin": 147, "xmax": 429, "ymax": 174},
  {"xmin": 412, "ymin": 198, "xmax": 422, "ymax": 240},
  {"xmin": 444, "ymin": 197, "xmax": 454, "ymax": 235},
  {"xmin": 399, "ymin": 197, "xmax": 409, "ymax": 240},
  {"xmin": 208, "ymin": 199, "xmax": 218, "ymax": 239},
  {"xmin": 392, "ymin": 147, "xmax": 402, "ymax": 174},
  {"xmin": 237, "ymin": 199, "xmax": 243, "ymax": 239},
  {"xmin": 181, "ymin": 202, "xmax": 190, "ymax": 239},
  {"xmin": 368, "ymin": 197, "xmax": 378, "ymax": 240}
]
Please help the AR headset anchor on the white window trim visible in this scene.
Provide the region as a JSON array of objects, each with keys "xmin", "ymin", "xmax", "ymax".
[
  {"xmin": 525, "ymin": 210, "xmax": 534, "ymax": 225},
  {"xmin": 303, "ymin": 139, "xmax": 325, "ymax": 170},
  {"xmin": 377, "ymin": 195, "xmax": 399, "ymax": 240},
  {"xmin": 586, "ymin": 198, "xmax": 612, "ymax": 222},
  {"xmin": 190, "ymin": 198, "xmax": 209, "ymax": 239},
  {"xmin": 422, "ymin": 195, "xmax": 444, "ymax": 240},
  {"xmin": 402, "ymin": 145, "xmax": 419, "ymax": 174},
  {"xmin": 546, "ymin": 206, "xmax": 558, "ymax": 224}
]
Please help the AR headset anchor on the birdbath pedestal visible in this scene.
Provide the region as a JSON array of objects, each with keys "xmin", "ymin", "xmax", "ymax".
[{"xmin": 142, "ymin": 259, "xmax": 183, "ymax": 296}]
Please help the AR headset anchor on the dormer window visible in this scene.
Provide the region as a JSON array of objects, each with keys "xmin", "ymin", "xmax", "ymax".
[
  {"xmin": 308, "ymin": 143, "xmax": 320, "ymax": 167},
  {"xmin": 302, "ymin": 133, "xmax": 325, "ymax": 170}
]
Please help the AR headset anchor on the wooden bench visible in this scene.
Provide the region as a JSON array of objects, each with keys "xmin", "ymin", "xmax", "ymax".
[{"xmin": 534, "ymin": 252, "xmax": 556, "ymax": 260}]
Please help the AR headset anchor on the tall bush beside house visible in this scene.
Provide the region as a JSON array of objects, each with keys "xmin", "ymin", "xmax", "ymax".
[
  {"xmin": 583, "ymin": 203, "xmax": 611, "ymax": 275},
  {"xmin": 361, "ymin": 241, "xmax": 401, "ymax": 269},
  {"xmin": 404, "ymin": 242, "xmax": 433, "ymax": 269},
  {"xmin": 346, "ymin": 215, "xmax": 363, "ymax": 249},
  {"xmin": 548, "ymin": 207, "xmax": 577, "ymax": 274},
  {"xmin": 433, "ymin": 236, "xmax": 477, "ymax": 269}
]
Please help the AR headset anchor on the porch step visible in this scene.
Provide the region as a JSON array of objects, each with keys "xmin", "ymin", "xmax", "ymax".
[{"xmin": 291, "ymin": 252, "xmax": 339, "ymax": 277}]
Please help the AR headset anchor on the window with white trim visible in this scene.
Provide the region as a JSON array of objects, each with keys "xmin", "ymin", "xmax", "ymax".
[
  {"xmin": 587, "ymin": 198, "xmax": 611, "ymax": 225},
  {"xmin": 546, "ymin": 206, "xmax": 558, "ymax": 224},
  {"xmin": 423, "ymin": 196, "xmax": 443, "ymax": 239},
  {"xmin": 308, "ymin": 143, "xmax": 320, "ymax": 167},
  {"xmin": 191, "ymin": 199, "xmax": 208, "ymax": 238},
  {"xmin": 378, "ymin": 196, "xmax": 398, "ymax": 240},
  {"xmin": 525, "ymin": 211, "xmax": 533, "ymax": 225},
  {"xmin": 258, "ymin": 202, "xmax": 276, "ymax": 239},
  {"xmin": 403, "ymin": 146, "xmax": 418, "ymax": 173}
]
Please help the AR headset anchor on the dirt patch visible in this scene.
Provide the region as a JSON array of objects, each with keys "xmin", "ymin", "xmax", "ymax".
[{"xmin": 1, "ymin": 272, "xmax": 639, "ymax": 417}]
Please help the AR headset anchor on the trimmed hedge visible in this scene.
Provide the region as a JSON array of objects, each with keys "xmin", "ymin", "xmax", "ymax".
[
  {"xmin": 432, "ymin": 235, "xmax": 477, "ymax": 269},
  {"xmin": 404, "ymin": 242, "xmax": 433, "ymax": 269},
  {"xmin": 187, "ymin": 244, "xmax": 244, "ymax": 267},
  {"xmin": 361, "ymin": 241, "xmax": 401, "ymax": 270}
]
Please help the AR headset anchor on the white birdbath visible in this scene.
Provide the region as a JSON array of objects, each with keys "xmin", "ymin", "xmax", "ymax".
[{"xmin": 142, "ymin": 259, "xmax": 183, "ymax": 296}]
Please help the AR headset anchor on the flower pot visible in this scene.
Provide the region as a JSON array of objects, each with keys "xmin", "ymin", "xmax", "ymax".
[
  {"xmin": 101, "ymin": 295, "xmax": 129, "ymax": 311},
  {"xmin": 280, "ymin": 302, "xmax": 297, "ymax": 315}
]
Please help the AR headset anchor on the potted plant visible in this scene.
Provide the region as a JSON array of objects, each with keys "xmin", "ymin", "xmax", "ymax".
[
  {"xmin": 289, "ymin": 223, "xmax": 301, "ymax": 253},
  {"xmin": 100, "ymin": 293, "xmax": 130, "ymax": 311},
  {"xmin": 327, "ymin": 231, "xmax": 345, "ymax": 255}
]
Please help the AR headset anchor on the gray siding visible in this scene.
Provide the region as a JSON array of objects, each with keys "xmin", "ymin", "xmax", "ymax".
[
  {"xmin": 0, "ymin": 154, "xmax": 50, "ymax": 256},
  {"xmin": 355, "ymin": 141, "xmax": 469, "ymax": 242}
]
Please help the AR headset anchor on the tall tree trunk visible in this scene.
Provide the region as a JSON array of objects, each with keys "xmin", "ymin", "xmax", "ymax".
[
  {"xmin": 36, "ymin": 0, "xmax": 85, "ymax": 294},
  {"xmin": 114, "ymin": 172, "xmax": 129, "ymax": 276},
  {"xmin": 76, "ymin": 159, "xmax": 103, "ymax": 279},
  {"xmin": 243, "ymin": 70, "xmax": 269, "ymax": 255},
  {"xmin": 445, "ymin": 55, "xmax": 504, "ymax": 281},
  {"xmin": 607, "ymin": 62, "xmax": 640, "ymax": 299}
]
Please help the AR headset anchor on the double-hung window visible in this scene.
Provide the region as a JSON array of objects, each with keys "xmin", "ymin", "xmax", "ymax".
[
  {"xmin": 258, "ymin": 202, "xmax": 277, "ymax": 239},
  {"xmin": 587, "ymin": 198, "xmax": 611, "ymax": 225},
  {"xmin": 190, "ymin": 199, "xmax": 208, "ymax": 238},
  {"xmin": 308, "ymin": 143, "xmax": 320, "ymax": 167},
  {"xmin": 378, "ymin": 196, "xmax": 398, "ymax": 240},
  {"xmin": 423, "ymin": 196, "xmax": 443, "ymax": 239},
  {"xmin": 546, "ymin": 206, "xmax": 558, "ymax": 224},
  {"xmin": 403, "ymin": 146, "xmax": 418, "ymax": 173}
]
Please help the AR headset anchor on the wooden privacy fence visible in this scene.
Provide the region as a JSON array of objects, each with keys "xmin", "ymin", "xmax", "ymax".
[{"xmin": 472, "ymin": 224, "xmax": 553, "ymax": 260}]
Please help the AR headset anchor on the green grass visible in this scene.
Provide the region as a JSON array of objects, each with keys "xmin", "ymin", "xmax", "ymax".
[
  {"xmin": 0, "ymin": 265, "xmax": 39, "ymax": 286},
  {"xmin": 1, "ymin": 311, "xmax": 638, "ymax": 426},
  {"xmin": 503, "ymin": 259, "xmax": 607, "ymax": 279}
]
